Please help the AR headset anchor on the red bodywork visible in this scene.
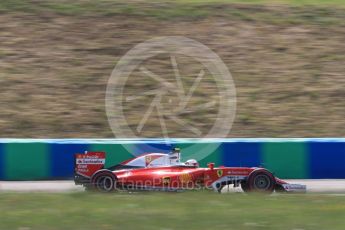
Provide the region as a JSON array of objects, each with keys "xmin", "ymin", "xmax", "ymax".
[
  {"xmin": 115, "ymin": 166, "xmax": 253, "ymax": 189},
  {"xmin": 74, "ymin": 151, "xmax": 306, "ymax": 193}
]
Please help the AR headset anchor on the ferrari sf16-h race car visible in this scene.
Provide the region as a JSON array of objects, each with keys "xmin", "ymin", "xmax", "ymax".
[{"xmin": 74, "ymin": 148, "xmax": 306, "ymax": 193}]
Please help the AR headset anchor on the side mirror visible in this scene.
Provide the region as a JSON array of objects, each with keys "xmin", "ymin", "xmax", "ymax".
[{"xmin": 207, "ymin": 163, "xmax": 215, "ymax": 170}]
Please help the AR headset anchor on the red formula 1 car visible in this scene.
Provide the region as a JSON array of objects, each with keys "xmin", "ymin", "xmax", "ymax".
[{"xmin": 74, "ymin": 148, "xmax": 306, "ymax": 193}]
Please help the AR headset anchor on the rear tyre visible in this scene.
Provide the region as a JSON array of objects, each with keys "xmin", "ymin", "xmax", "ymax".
[
  {"xmin": 243, "ymin": 169, "xmax": 275, "ymax": 194},
  {"xmin": 240, "ymin": 181, "xmax": 249, "ymax": 193},
  {"xmin": 91, "ymin": 170, "xmax": 117, "ymax": 192}
]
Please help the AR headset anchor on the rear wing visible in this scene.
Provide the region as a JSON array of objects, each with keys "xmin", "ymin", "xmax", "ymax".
[{"xmin": 75, "ymin": 151, "xmax": 106, "ymax": 178}]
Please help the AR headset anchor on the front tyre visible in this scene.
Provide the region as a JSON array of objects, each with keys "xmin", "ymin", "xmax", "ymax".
[
  {"xmin": 243, "ymin": 169, "xmax": 275, "ymax": 194},
  {"xmin": 91, "ymin": 170, "xmax": 117, "ymax": 192}
]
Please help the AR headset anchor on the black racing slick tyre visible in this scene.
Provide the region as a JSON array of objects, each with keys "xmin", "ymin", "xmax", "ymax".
[
  {"xmin": 91, "ymin": 170, "xmax": 117, "ymax": 192},
  {"xmin": 240, "ymin": 181, "xmax": 250, "ymax": 193},
  {"xmin": 243, "ymin": 169, "xmax": 275, "ymax": 194}
]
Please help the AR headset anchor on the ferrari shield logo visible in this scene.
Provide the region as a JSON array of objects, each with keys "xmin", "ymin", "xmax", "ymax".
[
  {"xmin": 162, "ymin": 177, "xmax": 170, "ymax": 185},
  {"xmin": 217, "ymin": 170, "xmax": 223, "ymax": 177}
]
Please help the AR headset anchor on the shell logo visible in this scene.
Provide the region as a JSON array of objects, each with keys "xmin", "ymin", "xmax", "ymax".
[{"xmin": 179, "ymin": 173, "xmax": 192, "ymax": 183}]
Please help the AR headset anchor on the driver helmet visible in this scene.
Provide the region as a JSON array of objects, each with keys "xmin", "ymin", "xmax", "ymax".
[{"xmin": 185, "ymin": 159, "xmax": 199, "ymax": 167}]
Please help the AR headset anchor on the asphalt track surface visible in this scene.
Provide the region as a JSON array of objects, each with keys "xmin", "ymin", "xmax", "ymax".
[{"xmin": 0, "ymin": 180, "xmax": 344, "ymax": 193}]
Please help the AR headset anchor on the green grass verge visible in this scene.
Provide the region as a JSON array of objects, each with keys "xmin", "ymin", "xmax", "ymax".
[
  {"xmin": 174, "ymin": 0, "xmax": 345, "ymax": 5},
  {"xmin": 1, "ymin": 192, "xmax": 345, "ymax": 230}
]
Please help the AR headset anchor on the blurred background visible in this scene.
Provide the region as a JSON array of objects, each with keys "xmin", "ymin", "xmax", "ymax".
[{"xmin": 0, "ymin": 0, "xmax": 344, "ymax": 138}]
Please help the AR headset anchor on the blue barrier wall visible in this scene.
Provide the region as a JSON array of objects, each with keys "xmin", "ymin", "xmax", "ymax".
[
  {"xmin": 309, "ymin": 141, "xmax": 345, "ymax": 179},
  {"xmin": 0, "ymin": 138, "xmax": 344, "ymax": 180}
]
